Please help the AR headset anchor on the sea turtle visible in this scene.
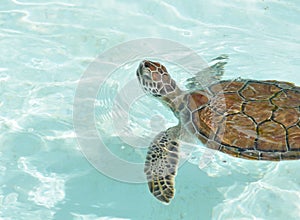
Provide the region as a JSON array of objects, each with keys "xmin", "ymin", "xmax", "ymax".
[{"xmin": 136, "ymin": 57, "xmax": 300, "ymax": 203}]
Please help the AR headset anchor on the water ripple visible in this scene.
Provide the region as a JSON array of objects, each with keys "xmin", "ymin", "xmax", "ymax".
[{"xmin": 18, "ymin": 157, "xmax": 66, "ymax": 209}]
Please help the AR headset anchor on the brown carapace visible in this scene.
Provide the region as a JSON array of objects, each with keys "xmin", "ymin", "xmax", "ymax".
[{"xmin": 189, "ymin": 80, "xmax": 300, "ymax": 161}]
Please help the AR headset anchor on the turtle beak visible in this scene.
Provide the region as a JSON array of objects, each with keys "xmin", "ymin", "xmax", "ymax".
[
  {"xmin": 136, "ymin": 62, "xmax": 142, "ymax": 78},
  {"xmin": 138, "ymin": 62, "xmax": 143, "ymax": 74},
  {"xmin": 137, "ymin": 61, "xmax": 151, "ymax": 80}
]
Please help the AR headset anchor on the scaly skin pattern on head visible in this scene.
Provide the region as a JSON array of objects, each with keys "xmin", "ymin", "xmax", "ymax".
[{"xmin": 136, "ymin": 60, "xmax": 184, "ymax": 114}]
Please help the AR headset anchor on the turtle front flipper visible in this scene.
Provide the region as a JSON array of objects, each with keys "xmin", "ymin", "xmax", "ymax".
[
  {"xmin": 144, "ymin": 125, "xmax": 180, "ymax": 204},
  {"xmin": 185, "ymin": 54, "xmax": 229, "ymax": 90}
]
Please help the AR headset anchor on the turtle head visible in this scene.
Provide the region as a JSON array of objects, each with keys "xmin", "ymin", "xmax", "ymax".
[{"xmin": 137, "ymin": 60, "xmax": 178, "ymax": 98}]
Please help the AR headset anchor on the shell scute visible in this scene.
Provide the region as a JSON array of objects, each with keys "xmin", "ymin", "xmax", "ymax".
[
  {"xmin": 210, "ymin": 81, "xmax": 245, "ymax": 94},
  {"xmin": 216, "ymin": 113, "xmax": 256, "ymax": 149},
  {"xmin": 273, "ymin": 108, "xmax": 299, "ymax": 128},
  {"xmin": 192, "ymin": 106, "xmax": 222, "ymax": 139},
  {"xmin": 187, "ymin": 92, "xmax": 209, "ymax": 111},
  {"xmin": 243, "ymin": 100, "xmax": 274, "ymax": 124},
  {"xmin": 240, "ymin": 82, "xmax": 281, "ymax": 100},
  {"xmin": 210, "ymin": 93, "xmax": 243, "ymax": 115},
  {"xmin": 257, "ymin": 121, "xmax": 287, "ymax": 152},
  {"xmin": 287, "ymin": 126, "xmax": 300, "ymax": 150},
  {"xmin": 272, "ymin": 90, "xmax": 300, "ymax": 108}
]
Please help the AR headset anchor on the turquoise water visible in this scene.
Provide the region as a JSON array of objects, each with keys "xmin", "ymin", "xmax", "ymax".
[{"xmin": 1, "ymin": 0, "xmax": 300, "ymax": 219}]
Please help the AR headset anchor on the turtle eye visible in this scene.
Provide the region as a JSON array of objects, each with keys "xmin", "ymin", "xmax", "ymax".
[{"xmin": 144, "ymin": 61, "xmax": 150, "ymax": 68}]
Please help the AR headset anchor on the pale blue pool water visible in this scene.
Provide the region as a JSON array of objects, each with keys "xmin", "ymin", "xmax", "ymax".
[{"xmin": 1, "ymin": 0, "xmax": 300, "ymax": 219}]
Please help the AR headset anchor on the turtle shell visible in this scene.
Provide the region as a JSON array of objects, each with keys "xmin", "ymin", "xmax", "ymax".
[{"xmin": 188, "ymin": 80, "xmax": 300, "ymax": 161}]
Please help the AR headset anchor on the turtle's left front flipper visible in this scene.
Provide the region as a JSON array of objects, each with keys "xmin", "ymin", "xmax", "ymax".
[
  {"xmin": 185, "ymin": 54, "xmax": 229, "ymax": 90},
  {"xmin": 144, "ymin": 125, "xmax": 181, "ymax": 204}
]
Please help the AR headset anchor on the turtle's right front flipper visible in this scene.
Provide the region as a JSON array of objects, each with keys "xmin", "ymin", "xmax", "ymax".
[{"xmin": 144, "ymin": 126, "xmax": 180, "ymax": 204}]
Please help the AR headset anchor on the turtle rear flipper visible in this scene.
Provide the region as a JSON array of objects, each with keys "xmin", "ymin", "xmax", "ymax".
[
  {"xmin": 144, "ymin": 126, "xmax": 180, "ymax": 204},
  {"xmin": 185, "ymin": 54, "xmax": 229, "ymax": 90}
]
